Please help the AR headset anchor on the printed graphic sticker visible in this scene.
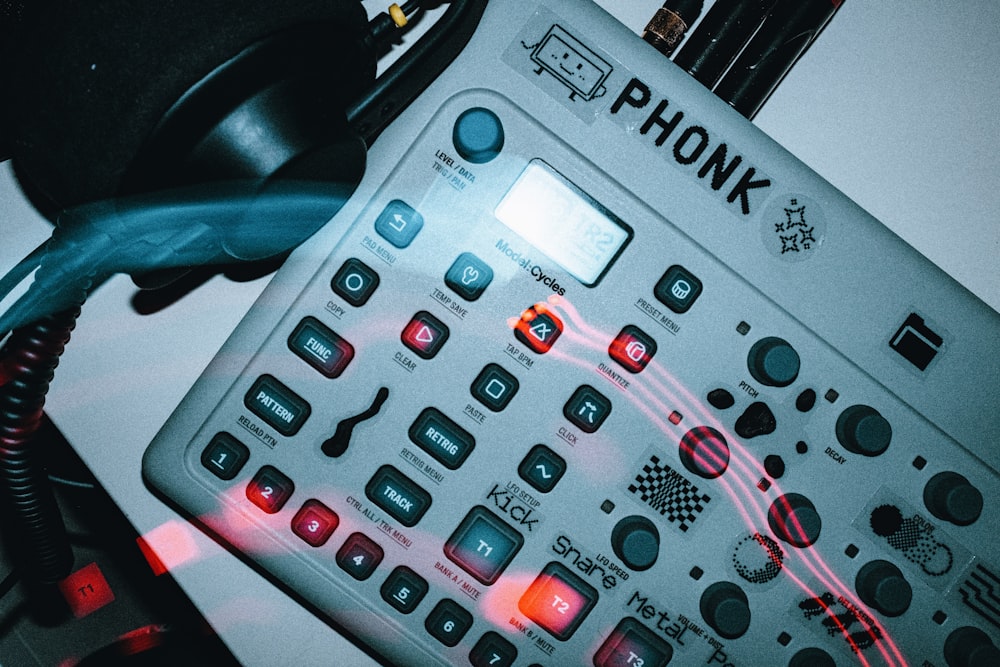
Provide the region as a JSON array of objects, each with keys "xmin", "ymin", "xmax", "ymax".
[
  {"xmin": 761, "ymin": 193, "xmax": 827, "ymax": 261},
  {"xmin": 504, "ymin": 10, "xmax": 622, "ymax": 124}
]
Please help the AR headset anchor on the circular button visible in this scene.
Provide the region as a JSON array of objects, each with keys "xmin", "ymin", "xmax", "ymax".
[
  {"xmin": 924, "ymin": 471, "xmax": 984, "ymax": 526},
  {"xmin": 855, "ymin": 559, "xmax": 912, "ymax": 617},
  {"xmin": 788, "ymin": 647, "xmax": 835, "ymax": 667},
  {"xmin": 944, "ymin": 626, "xmax": 1000, "ymax": 667},
  {"xmin": 699, "ymin": 581, "xmax": 751, "ymax": 639},
  {"xmin": 768, "ymin": 493, "xmax": 821, "ymax": 548},
  {"xmin": 611, "ymin": 515, "xmax": 660, "ymax": 571},
  {"xmin": 747, "ymin": 336, "xmax": 800, "ymax": 387},
  {"xmin": 452, "ymin": 107, "xmax": 504, "ymax": 164},
  {"xmin": 836, "ymin": 405, "xmax": 892, "ymax": 457},
  {"xmin": 679, "ymin": 426, "xmax": 730, "ymax": 479}
]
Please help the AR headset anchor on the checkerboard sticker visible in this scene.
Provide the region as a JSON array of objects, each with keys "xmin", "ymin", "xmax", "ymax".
[{"xmin": 628, "ymin": 455, "xmax": 711, "ymax": 533}]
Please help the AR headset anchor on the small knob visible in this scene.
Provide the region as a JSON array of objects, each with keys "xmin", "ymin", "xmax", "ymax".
[
  {"xmin": 924, "ymin": 471, "xmax": 983, "ymax": 526},
  {"xmin": 747, "ymin": 336, "xmax": 800, "ymax": 387},
  {"xmin": 768, "ymin": 493, "xmax": 821, "ymax": 548},
  {"xmin": 679, "ymin": 426, "xmax": 730, "ymax": 479},
  {"xmin": 836, "ymin": 404, "xmax": 892, "ymax": 457},
  {"xmin": 855, "ymin": 559, "xmax": 912, "ymax": 617},
  {"xmin": 788, "ymin": 647, "xmax": 835, "ymax": 667},
  {"xmin": 452, "ymin": 107, "xmax": 504, "ymax": 164},
  {"xmin": 611, "ymin": 515, "xmax": 660, "ymax": 571},
  {"xmin": 699, "ymin": 581, "xmax": 751, "ymax": 639},
  {"xmin": 944, "ymin": 626, "xmax": 1000, "ymax": 667}
]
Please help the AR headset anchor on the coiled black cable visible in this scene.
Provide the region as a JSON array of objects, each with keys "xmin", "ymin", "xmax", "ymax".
[{"xmin": 0, "ymin": 303, "xmax": 82, "ymax": 592}]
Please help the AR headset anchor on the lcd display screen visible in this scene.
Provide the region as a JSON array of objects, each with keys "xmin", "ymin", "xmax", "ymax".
[{"xmin": 494, "ymin": 160, "xmax": 631, "ymax": 285}]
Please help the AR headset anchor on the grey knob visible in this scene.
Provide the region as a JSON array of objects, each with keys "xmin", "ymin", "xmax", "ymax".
[
  {"xmin": 855, "ymin": 559, "xmax": 912, "ymax": 617},
  {"xmin": 747, "ymin": 336, "xmax": 800, "ymax": 387},
  {"xmin": 789, "ymin": 647, "xmax": 835, "ymax": 667},
  {"xmin": 924, "ymin": 471, "xmax": 983, "ymax": 526},
  {"xmin": 836, "ymin": 404, "xmax": 892, "ymax": 457},
  {"xmin": 699, "ymin": 581, "xmax": 751, "ymax": 639},
  {"xmin": 945, "ymin": 626, "xmax": 1000, "ymax": 667},
  {"xmin": 679, "ymin": 426, "xmax": 730, "ymax": 479},
  {"xmin": 768, "ymin": 493, "xmax": 821, "ymax": 548},
  {"xmin": 611, "ymin": 515, "xmax": 660, "ymax": 571}
]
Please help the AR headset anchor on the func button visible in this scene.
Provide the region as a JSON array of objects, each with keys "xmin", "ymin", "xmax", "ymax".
[{"xmin": 288, "ymin": 317, "xmax": 354, "ymax": 378}]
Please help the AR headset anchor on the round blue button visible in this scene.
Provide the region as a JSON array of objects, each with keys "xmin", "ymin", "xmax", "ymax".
[{"xmin": 452, "ymin": 107, "xmax": 504, "ymax": 164}]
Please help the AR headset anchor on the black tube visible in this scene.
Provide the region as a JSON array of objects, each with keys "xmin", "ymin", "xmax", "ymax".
[{"xmin": 0, "ymin": 305, "xmax": 81, "ymax": 598}]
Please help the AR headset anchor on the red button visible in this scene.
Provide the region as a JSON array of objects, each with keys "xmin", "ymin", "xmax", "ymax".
[
  {"xmin": 514, "ymin": 304, "xmax": 563, "ymax": 354},
  {"xmin": 58, "ymin": 562, "xmax": 115, "ymax": 618},
  {"xmin": 401, "ymin": 311, "xmax": 450, "ymax": 359},
  {"xmin": 291, "ymin": 499, "xmax": 339, "ymax": 547},
  {"xmin": 609, "ymin": 325, "xmax": 657, "ymax": 373},
  {"xmin": 518, "ymin": 562, "xmax": 598, "ymax": 640}
]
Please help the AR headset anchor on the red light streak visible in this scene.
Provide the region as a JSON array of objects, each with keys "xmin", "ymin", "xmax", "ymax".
[{"xmin": 543, "ymin": 297, "xmax": 908, "ymax": 666}]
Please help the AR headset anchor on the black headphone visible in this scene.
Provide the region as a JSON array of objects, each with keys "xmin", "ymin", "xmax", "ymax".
[{"xmin": 1, "ymin": 0, "xmax": 374, "ymax": 216}]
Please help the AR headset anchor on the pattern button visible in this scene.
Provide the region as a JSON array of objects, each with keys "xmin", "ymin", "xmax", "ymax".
[{"xmin": 244, "ymin": 375, "xmax": 310, "ymax": 436}]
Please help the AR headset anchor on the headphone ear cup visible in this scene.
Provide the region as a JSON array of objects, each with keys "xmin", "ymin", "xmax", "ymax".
[{"xmin": 3, "ymin": 0, "xmax": 373, "ymax": 210}]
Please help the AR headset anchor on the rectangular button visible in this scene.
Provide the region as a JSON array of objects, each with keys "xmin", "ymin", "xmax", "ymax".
[
  {"xmin": 288, "ymin": 317, "xmax": 354, "ymax": 378},
  {"xmin": 594, "ymin": 617, "xmax": 674, "ymax": 667},
  {"xmin": 444, "ymin": 506, "xmax": 523, "ymax": 585},
  {"xmin": 244, "ymin": 375, "xmax": 310, "ymax": 436},
  {"xmin": 365, "ymin": 465, "xmax": 431, "ymax": 527},
  {"xmin": 409, "ymin": 408, "xmax": 475, "ymax": 469},
  {"xmin": 246, "ymin": 465, "xmax": 295, "ymax": 514},
  {"xmin": 518, "ymin": 561, "xmax": 598, "ymax": 640}
]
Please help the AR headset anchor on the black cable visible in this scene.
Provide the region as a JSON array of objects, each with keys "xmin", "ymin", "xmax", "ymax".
[
  {"xmin": 348, "ymin": 0, "xmax": 487, "ymax": 146},
  {"xmin": 0, "ymin": 303, "xmax": 83, "ymax": 619},
  {"xmin": 0, "ymin": 568, "xmax": 18, "ymax": 602}
]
